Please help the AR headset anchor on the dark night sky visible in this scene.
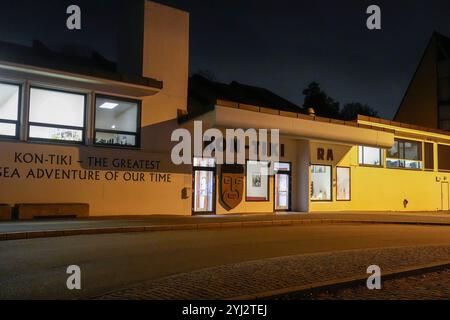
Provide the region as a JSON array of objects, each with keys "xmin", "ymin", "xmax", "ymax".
[{"xmin": 1, "ymin": 1, "xmax": 450, "ymax": 118}]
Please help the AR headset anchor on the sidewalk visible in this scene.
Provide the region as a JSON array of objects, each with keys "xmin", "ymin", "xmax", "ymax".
[
  {"xmin": 95, "ymin": 244, "xmax": 450, "ymax": 300},
  {"xmin": 1, "ymin": 211, "xmax": 450, "ymax": 241}
]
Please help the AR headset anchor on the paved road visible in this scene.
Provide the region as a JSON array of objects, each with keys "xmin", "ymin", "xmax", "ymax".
[{"xmin": 2, "ymin": 223, "xmax": 450, "ymax": 299}]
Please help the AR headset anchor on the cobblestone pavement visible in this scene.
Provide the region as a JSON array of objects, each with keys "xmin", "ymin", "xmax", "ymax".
[
  {"xmin": 97, "ymin": 245, "xmax": 450, "ymax": 300},
  {"xmin": 286, "ymin": 268, "xmax": 450, "ymax": 300}
]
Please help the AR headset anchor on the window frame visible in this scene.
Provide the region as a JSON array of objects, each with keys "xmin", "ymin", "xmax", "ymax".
[
  {"xmin": 93, "ymin": 94, "xmax": 142, "ymax": 149},
  {"xmin": 245, "ymin": 159, "xmax": 270, "ymax": 202},
  {"xmin": 438, "ymin": 144, "xmax": 450, "ymax": 172},
  {"xmin": 27, "ymin": 86, "xmax": 87, "ymax": 145},
  {"xmin": 0, "ymin": 80, "xmax": 22, "ymax": 140},
  {"xmin": 424, "ymin": 142, "xmax": 434, "ymax": 171},
  {"xmin": 358, "ymin": 146, "xmax": 383, "ymax": 167},
  {"xmin": 273, "ymin": 161, "xmax": 292, "ymax": 212},
  {"xmin": 386, "ymin": 138, "xmax": 423, "ymax": 170},
  {"xmin": 310, "ymin": 164, "xmax": 333, "ymax": 202},
  {"xmin": 192, "ymin": 157, "xmax": 217, "ymax": 215},
  {"xmin": 336, "ymin": 166, "xmax": 351, "ymax": 201}
]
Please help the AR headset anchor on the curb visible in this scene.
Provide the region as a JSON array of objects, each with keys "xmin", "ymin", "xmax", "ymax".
[
  {"xmin": 228, "ymin": 260, "xmax": 450, "ymax": 300},
  {"xmin": 2, "ymin": 218, "xmax": 450, "ymax": 241}
]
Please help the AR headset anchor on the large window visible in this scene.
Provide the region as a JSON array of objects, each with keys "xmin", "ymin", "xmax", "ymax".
[
  {"xmin": 438, "ymin": 144, "xmax": 450, "ymax": 171},
  {"xmin": 386, "ymin": 139, "xmax": 422, "ymax": 169},
  {"xmin": 310, "ymin": 165, "xmax": 332, "ymax": 201},
  {"xmin": 358, "ymin": 146, "xmax": 382, "ymax": 166},
  {"xmin": 95, "ymin": 96, "xmax": 140, "ymax": 147},
  {"xmin": 336, "ymin": 167, "xmax": 351, "ymax": 201},
  {"xmin": 0, "ymin": 82, "xmax": 20, "ymax": 138},
  {"xmin": 28, "ymin": 87, "xmax": 85, "ymax": 142},
  {"xmin": 246, "ymin": 160, "xmax": 269, "ymax": 201}
]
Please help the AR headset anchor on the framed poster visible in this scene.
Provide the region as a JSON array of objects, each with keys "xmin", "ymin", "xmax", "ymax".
[
  {"xmin": 246, "ymin": 160, "xmax": 269, "ymax": 201},
  {"xmin": 336, "ymin": 166, "xmax": 351, "ymax": 201}
]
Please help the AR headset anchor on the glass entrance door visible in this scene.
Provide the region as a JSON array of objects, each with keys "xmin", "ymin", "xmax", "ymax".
[
  {"xmin": 193, "ymin": 158, "xmax": 216, "ymax": 214},
  {"xmin": 274, "ymin": 162, "xmax": 291, "ymax": 211}
]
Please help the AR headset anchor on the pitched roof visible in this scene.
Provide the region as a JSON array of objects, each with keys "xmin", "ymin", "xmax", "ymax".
[{"xmin": 188, "ymin": 74, "xmax": 304, "ymax": 116}]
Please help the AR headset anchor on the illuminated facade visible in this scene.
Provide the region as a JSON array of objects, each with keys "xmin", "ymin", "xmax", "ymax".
[{"xmin": 0, "ymin": 2, "xmax": 449, "ymax": 220}]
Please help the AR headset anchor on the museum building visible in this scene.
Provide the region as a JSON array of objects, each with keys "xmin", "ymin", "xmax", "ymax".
[{"xmin": 0, "ymin": 1, "xmax": 449, "ymax": 220}]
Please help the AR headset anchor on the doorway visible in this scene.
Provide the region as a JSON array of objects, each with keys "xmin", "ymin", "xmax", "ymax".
[
  {"xmin": 442, "ymin": 182, "xmax": 449, "ymax": 211},
  {"xmin": 274, "ymin": 162, "xmax": 291, "ymax": 211},
  {"xmin": 192, "ymin": 158, "xmax": 216, "ymax": 215}
]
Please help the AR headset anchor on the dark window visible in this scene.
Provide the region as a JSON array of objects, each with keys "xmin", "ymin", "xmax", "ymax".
[
  {"xmin": 0, "ymin": 82, "xmax": 20, "ymax": 139},
  {"xmin": 386, "ymin": 139, "xmax": 422, "ymax": 170},
  {"xmin": 424, "ymin": 143, "xmax": 434, "ymax": 170},
  {"xmin": 438, "ymin": 144, "xmax": 450, "ymax": 171},
  {"xmin": 94, "ymin": 95, "xmax": 141, "ymax": 148}
]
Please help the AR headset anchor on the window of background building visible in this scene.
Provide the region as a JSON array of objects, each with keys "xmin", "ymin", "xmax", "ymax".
[
  {"xmin": 0, "ymin": 82, "xmax": 20, "ymax": 138},
  {"xmin": 336, "ymin": 167, "xmax": 350, "ymax": 201},
  {"xmin": 438, "ymin": 144, "xmax": 450, "ymax": 171},
  {"xmin": 358, "ymin": 146, "xmax": 382, "ymax": 166},
  {"xmin": 95, "ymin": 96, "xmax": 140, "ymax": 147},
  {"xmin": 310, "ymin": 165, "xmax": 332, "ymax": 201},
  {"xmin": 386, "ymin": 139, "xmax": 422, "ymax": 169},
  {"xmin": 246, "ymin": 160, "xmax": 269, "ymax": 201},
  {"xmin": 28, "ymin": 87, "xmax": 85, "ymax": 142}
]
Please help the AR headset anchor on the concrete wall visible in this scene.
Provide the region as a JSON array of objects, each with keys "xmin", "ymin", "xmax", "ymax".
[
  {"xmin": 0, "ymin": 1, "xmax": 193, "ymax": 217},
  {"xmin": 141, "ymin": 1, "xmax": 190, "ymax": 153},
  {"xmin": 0, "ymin": 140, "xmax": 192, "ymax": 216}
]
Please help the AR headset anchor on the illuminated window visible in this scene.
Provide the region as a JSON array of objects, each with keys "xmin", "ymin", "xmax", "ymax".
[
  {"xmin": 336, "ymin": 167, "xmax": 350, "ymax": 201},
  {"xmin": 246, "ymin": 160, "xmax": 269, "ymax": 201},
  {"xmin": 386, "ymin": 139, "xmax": 422, "ymax": 170},
  {"xmin": 28, "ymin": 87, "xmax": 85, "ymax": 143},
  {"xmin": 0, "ymin": 82, "xmax": 20, "ymax": 138},
  {"xmin": 358, "ymin": 146, "xmax": 382, "ymax": 166},
  {"xmin": 310, "ymin": 165, "xmax": 332, "ymax": 201},
  {"xmin": 95, "ymin": 95, "xmax": 140, "ymax": 147}
]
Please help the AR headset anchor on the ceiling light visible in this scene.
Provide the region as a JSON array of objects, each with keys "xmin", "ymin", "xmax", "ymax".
[{"xmin": 99, "ymin": 102, "xmax": 118, "ymax": 109}]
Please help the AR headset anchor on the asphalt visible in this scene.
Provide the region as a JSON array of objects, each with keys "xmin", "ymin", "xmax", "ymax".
[
  {"xmin": 3, "ymin": 223, "xmax": 450, "ymax": 299},
  {"xmin": 1, "ymin": 211, "xmax": 450, "ymax": 241}
]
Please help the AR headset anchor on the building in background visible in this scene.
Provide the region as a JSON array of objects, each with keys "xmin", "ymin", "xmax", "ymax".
[{"xmin": 395, "ymin": 32, "xmax": 450, "ymax": 131}]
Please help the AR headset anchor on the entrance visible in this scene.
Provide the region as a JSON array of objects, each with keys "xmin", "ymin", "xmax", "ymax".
[
  {"xmin": 442, "ymin": 182, "xmax": 449, "ymax": 211},
  {"xmin": 274, "ymin": 162, "xmax": 291, "ymax": 211},
  {"xmin": 192, "ymin": 158, "xmax": 216, "ymax": 214}
]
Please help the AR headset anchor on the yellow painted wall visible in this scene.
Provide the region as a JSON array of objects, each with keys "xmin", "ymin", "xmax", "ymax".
[{"xmin": 309, "ymin": 139, "xmax": 450, "ymax": 212}]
